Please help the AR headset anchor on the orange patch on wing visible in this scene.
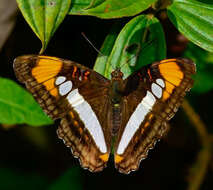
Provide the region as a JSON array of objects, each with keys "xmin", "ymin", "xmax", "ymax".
[
  {"xmin": 49, "ymin": 88, "xmax": 58, "ymax": 97},
  {"xmin": 165, "ymin": 81, "xmax": 174, "ymax": 93},
  {"xmin": 72, "ymin": 66, "xmax": 77, "ymax": 78},
  {"xmin": 115, "ymin": 154, "xmax": 124, "ymax": 164},
  {"xmin": 42, "ymin": 78, "xmax": 58, "ymax": 97},
  {"xmin": 141, "ymin": 127, "xmax": 144, "ymax": 134},
  {"xmin": 163, "ymin": 91, "xmax": 170, "ymax": 100},
  {"xmin": 99, "ymin": 153, "xmax": 109, "ymax": 162},
  {"xmin": 84, "ymin": 71, "xmax": 90, "ymax": 80},
  {"xmin": 163, "ymin": 81, "xmax": 175, "ymax": 100},
  {"xmin": 148, "ymin": 114, "xmax": 153, "ymax": 120},
  {"xmin": 69, "ymin": 111, "xmax": 75, "ymax": 119},
  {"xmin": 147, "ymin": 69, "xmax": 152, "ymax": 80},
  {"xmin": 144, "ymin": 122, "xmax": 149, "ymax": 128},
  {"xmin": 43, "ymin": 78, "xmax": 55, "ymax": 90},
  {"xmin": 159, "ymin": 62, "xmax": 183, "ymax": 86},
  {"xmin": 141, "ymin": 122, "xmax": 149, "ymax": 134},
  {"xmin": 32, "ymin": 57, "xmax": 62, "ymax": 83},
  {"xmin": 74, "ymin": 120, "xmax": 79, "ymax": 127},
  {"xmin": 79, "ymin": 127, "xmax": 83, "ymax": 135}
]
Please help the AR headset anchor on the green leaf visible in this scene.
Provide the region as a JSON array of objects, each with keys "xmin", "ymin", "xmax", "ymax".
[
  {"xmin": 94, "ymin": 15, "xmax": 166, "ymax": 79},
  {"xmin": 167, "ymin": 0, "xmax": 213, "ymax": 52},
  {"xmin": 87, "ymin": 0, "xmax": 105, "ymax": 9},
  {"xmin": 48, "ymin": 168, "xmax": 82, "ymax": 190},
  {"xmin": 0, "ymin": 78, "xmax": 53, "ymax": 126},
  {"xmin": 69, "ymin": 0, "xmax": 91, "ymax": 14},
  {"xmin": 16, "ymin": 0, "xmax": 71, "ymax": 53},
  {"xmin": 69, "ymin": 0, "xmax": 157, "ymax": 19},
  {"xmin": 184, "ymin": 43, "xmax": 213, "ymax": 94},
  {"xmin": 68, "ymin": 0, "xmax": 105, "ymax": 15}
]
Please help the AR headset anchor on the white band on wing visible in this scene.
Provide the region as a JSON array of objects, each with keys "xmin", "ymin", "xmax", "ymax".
[
  {"xmin": 67, "ymin": 89, "xmax": 107, "ymax": 153},
  {"xmin": 117, "ymin": 91, "xmax": 156, "ymax": 155}
]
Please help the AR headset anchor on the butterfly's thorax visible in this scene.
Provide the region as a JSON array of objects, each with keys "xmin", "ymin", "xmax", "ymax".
[{"xmin": 109, "ymin": 69, "xmax": 124, "ymax": 135}]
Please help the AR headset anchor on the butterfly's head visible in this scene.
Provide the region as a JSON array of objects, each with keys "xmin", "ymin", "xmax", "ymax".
[{"xmin": 111, "ymin": 68, "xmax": 123, "ymax": 80}]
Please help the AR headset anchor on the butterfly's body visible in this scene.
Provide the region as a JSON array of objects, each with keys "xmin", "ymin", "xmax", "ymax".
[
  {"xmin": 14, "ymin": 55, "xmax": 196, "ymax": 174},
  {"xmin": 109, "ymin": 69, "xmax": 124, "ymax": 135}
]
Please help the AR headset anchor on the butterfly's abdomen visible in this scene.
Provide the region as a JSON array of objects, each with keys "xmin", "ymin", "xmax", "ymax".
[{"xmin": 112, "ymin": 104, "xmax": 121, "ymax": 136}]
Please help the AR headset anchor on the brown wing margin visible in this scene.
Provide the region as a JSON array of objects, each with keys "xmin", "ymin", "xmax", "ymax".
[{"xmin": 114, "ymin": 58, "xmax": 196, "ymax": 174}]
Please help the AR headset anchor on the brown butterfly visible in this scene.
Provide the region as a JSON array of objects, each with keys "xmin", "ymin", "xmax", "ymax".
[{"xmin": 14, "ymin": 55, "xmax": 196, "ymax": 174}]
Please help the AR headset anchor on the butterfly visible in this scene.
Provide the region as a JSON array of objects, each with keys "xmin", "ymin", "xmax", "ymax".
[{"xmin": 13, "ymin": 55, "xmax": 196, "ymax": 174}]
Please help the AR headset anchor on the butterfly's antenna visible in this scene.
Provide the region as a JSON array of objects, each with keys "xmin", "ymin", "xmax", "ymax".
[{"xmin": 81, "ymin": 32, "xmax": 104, "ymax": 56}]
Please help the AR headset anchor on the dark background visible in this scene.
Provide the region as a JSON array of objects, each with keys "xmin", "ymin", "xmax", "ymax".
[{"xmin": 0, "ymin": 11, "xmax": 212, "ymax": 190}]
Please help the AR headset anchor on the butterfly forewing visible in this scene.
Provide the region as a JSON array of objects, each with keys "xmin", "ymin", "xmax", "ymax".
[
  {"xmin": 14, "ymin": 55, "xmax": 112, "ymax": 172},
  {"xmin": 114, "ymin": 58, "xmax": 196, "ymax": 174}
]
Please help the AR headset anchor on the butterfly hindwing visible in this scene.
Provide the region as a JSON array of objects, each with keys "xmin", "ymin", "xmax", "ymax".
[
  {"xmin": 57, "ymin": 94, "xmax": 111, "ymax": 172},
  {"xmin": 114, "ymin": 58, "xmax": 196, "ymax": 174},
  {"xmin": 14, "ymin": 55, "xmax": 112, "ymax": 172}
]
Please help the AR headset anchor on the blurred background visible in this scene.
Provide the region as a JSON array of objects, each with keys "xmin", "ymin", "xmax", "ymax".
[{"xmin": 0, "ymin": 1, "xmax": 212, "ymax": 190}]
